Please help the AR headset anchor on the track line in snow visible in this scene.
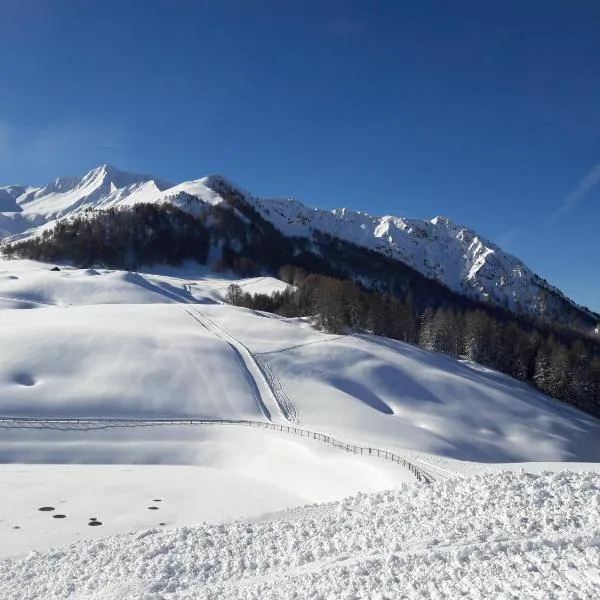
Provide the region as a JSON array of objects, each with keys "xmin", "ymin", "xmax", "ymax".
[
  {"xmin": 254, "ymin": 354, "xmax": 298, "ymax": 423},
  {"xmin": 185, "ymin": 306, "xmax": 300, "ymax": 424},
  {"xmin": 184, "ymin": 308, "xmax": 272, "ymax": 422},
  {"xmin": 0, "ymin": 294, "xmax": 54, "ymax": 307},
  {"xmin": 257, "ymin": 335, "xmax": 345, "ymax": 356}
]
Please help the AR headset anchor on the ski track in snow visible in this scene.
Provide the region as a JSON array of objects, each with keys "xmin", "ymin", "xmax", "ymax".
[
  {"xmin": 2, "ymin": 471, "xmax": 599, "ymax": 599},
  {"xmin": 253, "ymin": 353, "xmax": 299, "ymax": 424},
  {"xmin": 184, "ymin": 306, "xmax": 299, "ymax": 424},
  {"xmin": 183, "ymin": 307, "xmax": 272, "ymax": 422}
]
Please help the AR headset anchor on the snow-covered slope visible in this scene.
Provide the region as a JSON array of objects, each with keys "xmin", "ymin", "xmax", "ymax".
[
  {"xmin": 1, "ymin": 258, "xmax": 598, "ymax": 465},
  {"xmin": 1, "ymin": 259, "xmax": 599, "ymax": 597},
  {"xmin": 2, "ymin": 165, "xmax": 596, "ymax": 328},
  {"xmin": 246, "ymin": 190, "xmax": 597, "ymax": 326}
]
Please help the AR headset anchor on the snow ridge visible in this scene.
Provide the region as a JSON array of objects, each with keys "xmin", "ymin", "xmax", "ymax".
[{"xmin": 2, "ymin": 470, "xmax": 599, "ymax": 599}]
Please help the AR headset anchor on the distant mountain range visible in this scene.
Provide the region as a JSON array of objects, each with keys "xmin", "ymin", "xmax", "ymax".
[{"xmin": 1, "ymin": 164, "xmax": 598, "ymax": 332}]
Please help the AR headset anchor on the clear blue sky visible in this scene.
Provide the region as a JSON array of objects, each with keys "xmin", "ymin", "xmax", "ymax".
[{"xmin": 1, "ymin": 0, "xmax": 599, "ymax": 312}]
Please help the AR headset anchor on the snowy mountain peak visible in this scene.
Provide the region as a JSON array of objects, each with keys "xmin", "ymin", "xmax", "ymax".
[
  {"xmin": 431, "ymin": 215, "xmax": 454, "ymax": 227},
  {"xmin": 0, "ymin": 165, "xmax": 175, "ymax": 233},
  {"xmin": 77, "ymin": 163, "xmax": 157, "ymax": 191},
  {"xmin": 1, "ymin": 165, "xmax": 598, "ymax": 329}
]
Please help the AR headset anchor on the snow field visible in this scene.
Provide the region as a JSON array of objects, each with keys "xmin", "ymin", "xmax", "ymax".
[
  {"xmin": 1, "ymin": 470, "xmax": 599, "ymax": 599},
  {"xmin": 0, "ymin": 464, "xmax": 306, "ymax": 559},
  {"xmin": 0, "ymin": 427, "xmax": 415, "ymax": 560},
  {"xmin": 194, "ymin": 306, "xmax": 600, "ymax": 462},
  {"xmin": 0, "ymin": 303, "xmax": 266, "ymax": 421},
  {"xmin": 2, "ymin": 258, "xmax": 600, "ymax": 598},
  {"xmin": 2, "ymin": 258, "xmax": 600, "ymax": 490}
]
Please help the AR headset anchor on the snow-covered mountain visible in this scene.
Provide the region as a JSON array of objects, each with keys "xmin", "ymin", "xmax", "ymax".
[
  {"xmin": 0, "ymin": 164, "xmax": 172, "ymax": 239},
  {"xmin": 1, "ymin": 165, "xmax": 597, "ymax": 330}
]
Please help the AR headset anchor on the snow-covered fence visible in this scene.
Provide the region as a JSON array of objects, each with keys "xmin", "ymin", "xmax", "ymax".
[{"xmin": 0, "ymin": 417, "xmax": 433, "ymax": 484}]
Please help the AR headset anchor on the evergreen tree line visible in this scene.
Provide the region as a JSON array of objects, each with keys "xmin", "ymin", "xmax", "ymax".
[
  {"xmin": 4, "ymin": 197, "xmax": 599, "ymax": 416},
  {"xmin": 2, "ymin": 204, "xmax": 210, "ymax": 269},
  {"xmin": 226, "ymin": 270, "xmax": 600, "ymax": 418}
]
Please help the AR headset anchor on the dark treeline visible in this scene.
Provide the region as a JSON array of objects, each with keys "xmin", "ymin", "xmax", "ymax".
[
  {"xmin": 227, "ymin": 269, "xmax": 600, "ymax": 418},
  {"xmin": 4, "ymin": 196, "xmax": 600, "ymax": 416},
  {"xmin": 2, "ymin": 204, "xmax": 210, "ymax": 269}
]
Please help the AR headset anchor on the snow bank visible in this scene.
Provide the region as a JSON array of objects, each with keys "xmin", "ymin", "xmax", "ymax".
[{"xmin": 2, "ymin": 470, "xmax": 599, "ymax": 599}]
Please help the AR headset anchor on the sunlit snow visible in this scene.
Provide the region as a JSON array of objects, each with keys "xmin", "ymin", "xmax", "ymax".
[{"xmin": 0, "ymin": 257, "xmax": 599, "ymax": 598}]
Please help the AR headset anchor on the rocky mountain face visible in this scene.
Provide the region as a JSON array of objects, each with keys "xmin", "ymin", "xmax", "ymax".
[{"xmin": 1, "ymin": 165, "xmax": 598, "ymax": 332}]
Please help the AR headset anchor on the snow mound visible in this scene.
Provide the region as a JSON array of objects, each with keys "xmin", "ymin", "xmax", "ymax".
[{"xmin": 2, "ymin": 470, "xmax": 599, "ymax": 599}]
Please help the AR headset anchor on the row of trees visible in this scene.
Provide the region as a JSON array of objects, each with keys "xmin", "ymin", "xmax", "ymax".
[
  {"xmin": 227, "ymin": 272, "xmax": 600, "ymax": 417},
  {"xmin": 5, "ymin": 196, "xmax": 599, "ymax": 416},
  {"xmin": 2, "ymin": 204, "xmax": 210, "ymax": 269}
]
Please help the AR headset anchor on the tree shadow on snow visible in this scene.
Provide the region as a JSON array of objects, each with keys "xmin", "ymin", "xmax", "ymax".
[{"xmin": 355, "ymin": 334, "xmax": 600, "ymax": 431}]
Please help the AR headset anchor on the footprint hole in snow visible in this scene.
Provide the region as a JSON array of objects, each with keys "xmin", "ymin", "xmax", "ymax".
[
  {"xmin": 148, "ymin": 506, "xmax": 159, "ymax": 510},
  {"xmin": 38, "ymin": 506, "xmax": 55, "ymax": 512},
  {"xmin": 88, "ymin": 521, "xmax": 103, "ymax": 526},
  {"xmin": 14, "ymin": 373, "xmax": 35, "ymax": 387},
  {"xmin": 53, "ymin": 514, "xmax": 67, "ymax": 519}
]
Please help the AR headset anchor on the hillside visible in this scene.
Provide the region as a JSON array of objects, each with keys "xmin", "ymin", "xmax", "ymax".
[
  {"xmin": 2, "ymin": 259, "xmax": 599, "ymax": 466},
  {"xmin": 1, "ymin": 165, "xmax": 597, "ymax": 332},
  {"xmin": 1, "ymin": 258, "xmax": 599, "ymax": 597}
]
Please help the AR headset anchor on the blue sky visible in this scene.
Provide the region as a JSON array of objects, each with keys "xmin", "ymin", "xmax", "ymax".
[{"xmin": 1, "ymin": 1, "xmax": 599, "ymax": 312}]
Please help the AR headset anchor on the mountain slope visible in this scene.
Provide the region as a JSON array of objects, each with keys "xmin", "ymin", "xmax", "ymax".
[
  {"xmin": 1, "ymin": 258, "xmax": 598, "ymax": 464},
  {"xmin": 1, "ymin": 165, "xmax": 597, "ymax": 331}
]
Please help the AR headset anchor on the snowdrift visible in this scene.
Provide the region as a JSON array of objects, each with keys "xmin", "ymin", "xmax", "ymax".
[{"xmin": 2, "ymin": 470, "xmax": 599, "ymax": 599}]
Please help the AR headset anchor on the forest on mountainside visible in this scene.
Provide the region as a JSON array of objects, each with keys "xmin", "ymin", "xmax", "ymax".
[
  {"xmin": 226, "ymin": 270, "xmax": 600, "ymax": 419},
  {"xmin": 1, "ymin": 204, "xmax": 210, "ymax": 269},
  {"xmin": 3, "ymin": 201, "xmax": 599, "ymax": 418}
]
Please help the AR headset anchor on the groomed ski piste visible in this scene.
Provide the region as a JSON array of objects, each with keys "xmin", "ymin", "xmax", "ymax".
[{"xmin": 1, "ymin": 258, "xmax": 600, "ymax": 598}]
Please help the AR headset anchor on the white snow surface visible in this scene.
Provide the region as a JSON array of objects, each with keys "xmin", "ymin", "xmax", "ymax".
[
  {"xmin": 1, "ymin": 165, "xmax": 595, "ymax": 324},
  {"xmin": 1, "ymin": 258, "xmax": 598, "ymax": 463},
  {"xmin": 1, "ymin": 258, "xmax": 599, "ymax": 597},
  {"xmin": 2, "ymin": 470, "xmax": 600, "ymax": 599}
]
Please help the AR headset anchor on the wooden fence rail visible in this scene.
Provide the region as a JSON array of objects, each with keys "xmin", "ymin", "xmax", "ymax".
[{"xmin": 0, "ymin": 417, "xmax": 433, "ymax": 483}]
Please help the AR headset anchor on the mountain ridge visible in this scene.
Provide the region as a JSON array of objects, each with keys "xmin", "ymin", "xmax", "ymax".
[{"xmin": 1, "ymin": 164, "xmax": 598, "ymax": 331}]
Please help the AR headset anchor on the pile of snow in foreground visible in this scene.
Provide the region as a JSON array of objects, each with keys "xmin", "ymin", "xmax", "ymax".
[{"xmin": 2, "ymin": 471, "xmax": 599, "ymax": 599}]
